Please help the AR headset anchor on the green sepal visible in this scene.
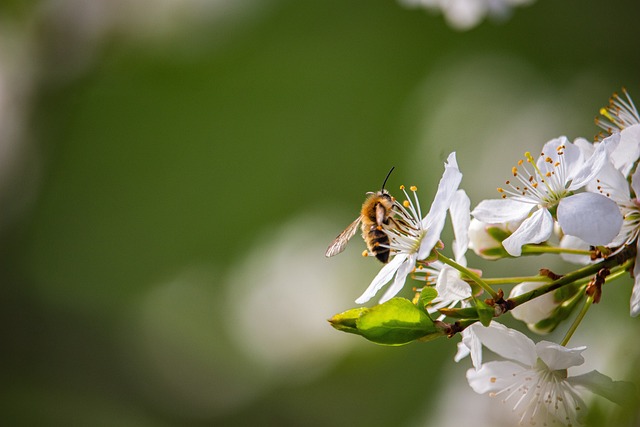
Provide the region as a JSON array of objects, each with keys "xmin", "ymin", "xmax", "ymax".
[
  {"xmin": 418, "ymin": 287, "xmax": 438, "ymax": 309},
  {"xmin": 437, "ymin": 306, "xmax": 479, "ymax": 319},
  {"xmin": 474, "ymin": 298, "xmax": 494, "ymax": 327},
  {"xmin": 529, "ymin": 288, "xmax": 584, "ymax": 334},
  {"xmin": 480, "ymin": 246, "xmax": 511, "ymax": 259},
  {"xmin": 486, "ymin": 226, "xmax": 511, "ymax": 242}
]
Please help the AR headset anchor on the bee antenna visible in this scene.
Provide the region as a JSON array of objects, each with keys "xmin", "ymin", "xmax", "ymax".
[{"xmin": 381, "ymin": 166, "xmax": 395, "ymax": 190}]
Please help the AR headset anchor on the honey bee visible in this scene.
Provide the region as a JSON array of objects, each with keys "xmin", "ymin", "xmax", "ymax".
[{"xmin": 325, "ymin": 167, "xmax": 399, "ymax": 263}]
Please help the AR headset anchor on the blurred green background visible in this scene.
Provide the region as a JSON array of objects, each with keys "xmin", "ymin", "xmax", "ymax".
[{"xmin": 1, "ymin": 0, "xmax": 640, "ymax": 425}]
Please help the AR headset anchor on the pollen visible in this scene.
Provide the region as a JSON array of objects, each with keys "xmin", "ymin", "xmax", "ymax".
[{"xmin": 410, "ymin": 185, "xmax": 417, "ymax": 192}]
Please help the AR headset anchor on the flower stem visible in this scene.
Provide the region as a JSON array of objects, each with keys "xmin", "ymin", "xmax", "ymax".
[
  {"xmin": 561, "ymin": 295, "xmax": 593, "ymax": 346},
  {"xmin": 436, "ymin": 252, "xmax": 498, "ymax": 299},
  {"xmin": 508, "ymin": 245, "xmax": 636, "ymax": 308},
  {"xmin": 481, "ymin": 276, "xmax": 551, "ymax": 285},
  {"xmin": 521, "ymin": 245, "xmax": 592, "ymax": 256}
]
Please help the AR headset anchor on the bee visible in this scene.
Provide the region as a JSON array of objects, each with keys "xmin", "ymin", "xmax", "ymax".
[{"xmin": 325, "ymin": 167, "xmax": 399, "ymax": 263}]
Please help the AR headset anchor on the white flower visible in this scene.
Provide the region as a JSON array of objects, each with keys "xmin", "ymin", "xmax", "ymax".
[
  {"xmin": 460, "ymin": 322, "xmax": 627, "ymax": 426},
  {"xmin": 472, "ymin": 137, "xmax": 621, "ymax": 256},
  {"xmin": 414, "ymin": 189, "xmax": 473, "ymax": 312},
  {"xmin": 399, "ymin": 0, "xmax": 535, "ymax": 31},
  {"xmin": 355, "ymin": 152, "xmax": 463, "ymax": 304}
]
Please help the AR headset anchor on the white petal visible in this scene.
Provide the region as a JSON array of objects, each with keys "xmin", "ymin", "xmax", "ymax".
[
  {"xmin": 466, "ymin": 360, "xmax": 527, "ymax": 394},
  {"xmin": 435, "ymin": 266, "xmax": 472, "ymax": 300},
  {"xmin": 631, "ymin": 248, "xmax": 640, "ymax": 317},
  {"xmin": 557, "ymin": 192, "xmax": 623, "ymax": 245},
  {"xmin": 535, "ymin": 341, "xmax": 585, "ymax": 370},
  {"xmin": 457, "ymin": 325, "xmax": 483, "ymax": 369},
  {"xmin": 502, "ymin": 208, "xmax": 553, "ymax": 256},
  {"xmin": 450, "ymin": 189, "xmax": 471, "ymax": 264},
  {"xmin": 418, "ymin": 152, "xmax": 463, "ymax": 259},
  {"xmin": 573, "ymin": 137, "xmax": 595, "ymax": 158},
  {"xmin": 379, "ymin": 253, "xmax": 416, "ymax": 303},
  {"xmin": 509, "ymin": 282, "xmax": 558, "ymax": 326},
  {"xmin": 589, "ymin": 160, "xmax": 630, "ymax": 204},
  {"xmin": 470, "ymin": 322, "xmax": 537, "ymax": 366},
  {"xmin": 559, "ymin": 234, "xmax": 592, "ymax": 265},
  {"xmin": 615, "ymin": 124, "xmax": 640, "ymax": 176},
  {"xmin": 471, "ymin": 198, "xmax": 534, "ymax": 223},
  {"xmin": 355, "ymin": 254, "xmax": 406, "ymax": 304},
  {"xmin": 569, "ymin": 138, "xmax": 609, "ymax": 189},
  {"xmin": 631, "ymin": 163, "xmax": 640, "ymax": 198}
]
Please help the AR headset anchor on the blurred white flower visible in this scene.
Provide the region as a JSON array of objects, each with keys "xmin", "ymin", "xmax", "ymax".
[
  {"xmin": 399, "ymin": 0, "xmax": 535, "ymax": 31},
  {"xmin": 226, "ymin": 215, "xmax": 363, "ymax": 382}
]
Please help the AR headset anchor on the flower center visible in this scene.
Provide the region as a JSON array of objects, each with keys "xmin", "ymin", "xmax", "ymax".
[{"xmin": 497, "ymin": 147, "xmax": 570, "ymax": 207}]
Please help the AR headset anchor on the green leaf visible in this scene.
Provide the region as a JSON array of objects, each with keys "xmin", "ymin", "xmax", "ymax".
[
  {"xmin": 474, "ymin": 298, "xmax": 494, "ymax": 327},
  {"xmin": 356, "ymin": 298, "xmax": 440, "ymax": 346}
]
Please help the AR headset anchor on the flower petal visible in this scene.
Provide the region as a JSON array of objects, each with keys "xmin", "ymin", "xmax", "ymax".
[
  {"xmin": 615, "ymin": 124, "xmax": 640, "ymax": 176},
  {"xmin": 355, "ymin": 254, "xmax": 407, "ymax": 304},
  {"xmin": 471, "ymin": 198, "xmax": 534, "ymax": 223},
  {"xmin": 450, "ymin": 189, "xmax": 471, "ymax": 264},
  {"xmin": 509, "ymin": 282, "xmax": 558, "ymax": 326},
  {"xmin": 435, "ymin": 266, "xmax": 472, "ymax": 300},
  {"xmin": 631, "ymin": 163, "xmax": 640, "ymax": 199},
  {"xmin": 469, "ymin": 321, "xmax": 537, "ymax": 366},
  {"xmin": 569, "ymin": 138, "xmax": 609, "ymax": 189},
  {"xmin": 466, "ymin": 360, "xmax": 526, "ymax": 394},
  {"xmin": 559, "ymin": 234, "xmax": 592, "ymax": 265},
  {"xmin": 502, "ymin": 208, "xmax": 553, "ymax": 256},
  {"xmin": 632, "ymin": 246, "xmax": 640, "ymax": 317},
  {"xmin": 418, "ymin": 152, "xmax": 462, "ymax": 259},
  {"xmin": 379, "ymin": 253, "xmax": 416, "ymax": 303},
  {"xmin": 535, "ymin": 341, "xmax": 585, "ymax": 370},
  {"xmin": 557, "ymin": 192, "xmax": 623, "ymax": 245}
]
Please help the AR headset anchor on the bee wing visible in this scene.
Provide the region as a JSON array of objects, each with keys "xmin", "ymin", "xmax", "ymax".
[{"xmin": 325, "ymin": 216, "xmax": 363, "ymax": 257}]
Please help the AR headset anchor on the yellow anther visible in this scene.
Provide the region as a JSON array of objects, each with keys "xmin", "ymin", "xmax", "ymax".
[
  {"xmin": 600, "ymin": 107, "xmax": 614, "ymax": 121},
  {"xmin": 403, "ymin": 200, "xmax": 410, "ymax": 208},
  {"xmin": 554, "ymin": 162, "xmax": 560, "ymax": 167},
  {"xmin": 546, "ymin": 172, "xmax": 552, "ymax": 177},
  {"xmin": 497, "ymin": 187, "xmax": 504, "ymax": 192},
  {"xmin": 399, "ymin": 184, "xmax": 405, "ymax": 190},
  {"xmin": 512, "ymin": 167, "xmax": 518, "ymax": 176},
  {"xmin": 410, "ymin": 185, "xmax": 417, "ymax": 192},
  {"xmin": 518, "ymin": 159, "xmax": 524, "ymax": 166},
  {"xmin": 545, "ymin": 156, "xmax": 553, "ymax": 163},
  {"xmin": 362, "ymin": 250, "xmax": 369, "ymax": 257}
]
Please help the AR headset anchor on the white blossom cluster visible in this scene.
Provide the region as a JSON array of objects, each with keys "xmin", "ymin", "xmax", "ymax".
[
  {"xmin": 331, "ymin": 88, "xmax": 640, "ymax": 426},
  {"xmin": 400, "ymin": 0, "xmax": 535, "ymax": 31}
]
